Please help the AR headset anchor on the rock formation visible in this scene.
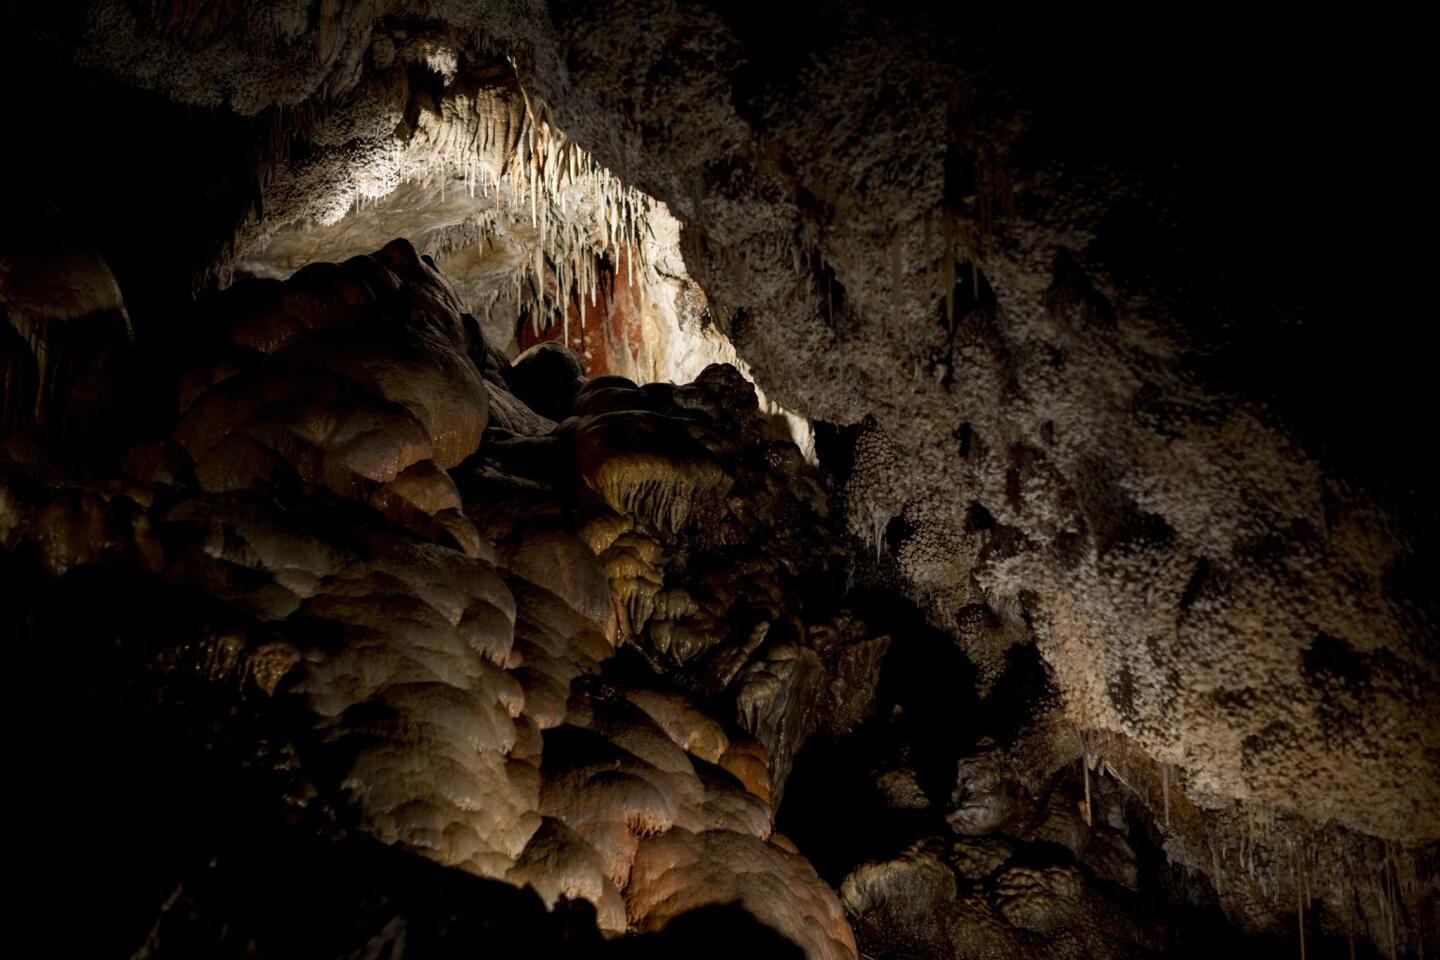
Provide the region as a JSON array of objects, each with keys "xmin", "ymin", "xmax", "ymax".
[{"xmin": 1, "ymin": 4, "xmax": 1435, "ymax": 959}]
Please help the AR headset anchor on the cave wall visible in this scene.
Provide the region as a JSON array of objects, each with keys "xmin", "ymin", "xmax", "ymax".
[
  {"xmin": 1, "ymin": 1, "xmax": 1436, "ymax": 956},
  {"xmin": 508, "ymin": 1, "xmax": 1439, "ymax": 847}
]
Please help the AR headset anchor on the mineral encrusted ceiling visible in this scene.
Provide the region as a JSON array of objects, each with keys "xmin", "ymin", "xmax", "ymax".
[{"xmin": 1, "ymin": 3, "xmax": 1435, "ymax": 959}]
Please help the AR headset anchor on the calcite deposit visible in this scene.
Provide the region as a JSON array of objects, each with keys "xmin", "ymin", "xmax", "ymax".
[{"xmin": 1, "ymin": 4, "xmax": 1435, "ymax": 959}]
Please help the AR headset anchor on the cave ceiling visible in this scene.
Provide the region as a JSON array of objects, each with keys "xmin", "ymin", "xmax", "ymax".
[{"xmin": 0, "ymin": 3, "xmax": 1435, "ymax": 959}]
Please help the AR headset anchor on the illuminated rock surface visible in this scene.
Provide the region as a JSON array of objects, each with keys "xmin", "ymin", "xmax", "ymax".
[{"xmin": 1, "ymin": 5, "xmax": 1436, "ymax": 959}]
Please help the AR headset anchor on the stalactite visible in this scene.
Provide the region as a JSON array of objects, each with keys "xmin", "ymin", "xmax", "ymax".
[
  {"xmin": 1293, "ymin": 842, "xmax": 1307, "ymax": 960},
  {"xmin": 1209, "ymin": 827, "xmax": 1224, "ymax": 897},
  {"xmin": 1074, "ymin": 727, "xmax": 1094, "ymax": 828},
  {"xmin": 1162, "ymin": 763, "xmax": 1171, "ymax": 828},
  {"xmin": 827, "ymin": 270, "xmax": 833, "ymax": 326},
  {"xmin": 921, "ymin": 208, "xmax": 933, "ymax": 298}
]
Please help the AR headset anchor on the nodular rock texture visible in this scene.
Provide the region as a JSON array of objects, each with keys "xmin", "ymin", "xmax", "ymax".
[{"xmin": 1, "ymin": 4, "xmax": 1436, "ymax": 958}]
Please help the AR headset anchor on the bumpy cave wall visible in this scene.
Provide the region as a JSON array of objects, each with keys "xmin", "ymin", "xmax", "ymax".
[
  {"xmin": 3, "ymin": 233, "xmax": 864, "ymax": 958},
  {"xmin": 1, "ymin": 2, "xmax": 1437, "ymax": 958}
]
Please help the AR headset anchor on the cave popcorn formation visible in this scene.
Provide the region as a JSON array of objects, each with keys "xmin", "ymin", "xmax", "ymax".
[{"xmin": 1, "ymin": 4, "xmax": 1437, "ymax": 959}]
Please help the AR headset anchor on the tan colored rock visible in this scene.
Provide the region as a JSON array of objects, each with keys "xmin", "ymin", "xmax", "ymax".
[
  {"xmin": 619, "ymin": 685, "xmax": 731, "ymax": 765},
  {"xmin": 571, "ymin": 410, "xmax": 732, "ymax": 533},
  {"xmin": 506, "ymin": 817, "xmax": 628, "ymax": 933},
  {"xmin": 718, "ymin": 739, "xmax": 772, "ymax": 808},
  {"xmin": 627, "ymin": 828, "xmax": 857, "ymax": 960}
]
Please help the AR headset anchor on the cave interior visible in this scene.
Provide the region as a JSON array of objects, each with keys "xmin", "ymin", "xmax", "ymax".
[{"xmin": 1, "ymin": 4, "xmax": 1436, "ymax": 959}]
